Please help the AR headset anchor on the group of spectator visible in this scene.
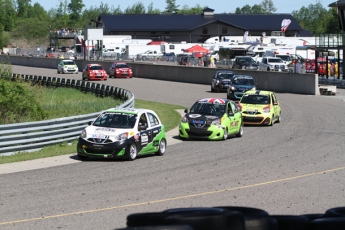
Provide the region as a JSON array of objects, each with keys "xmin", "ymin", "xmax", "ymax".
[{"xmin": 50, "ymin": 28, "xmax": 83, "ymax": 37}]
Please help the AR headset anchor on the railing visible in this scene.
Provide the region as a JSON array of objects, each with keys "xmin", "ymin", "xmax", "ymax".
[{"xmin": 0, "ymin": 73, "xmax": 135, "ymax": 156}]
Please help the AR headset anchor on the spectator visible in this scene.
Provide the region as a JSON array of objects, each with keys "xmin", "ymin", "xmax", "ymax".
[{"xmin": 210, "ymin": 56, "xmax": 216, "ymax": 68}]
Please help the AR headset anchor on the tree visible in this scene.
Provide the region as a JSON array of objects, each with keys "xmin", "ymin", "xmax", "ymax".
[
  {"xmin": 179, "ymin": 4, "xmax": 205, "ymax": 14},
  {"xmin": 17, "ymin": 0, "xmax": 31, "ymax": 18},
  {"xmin": 235, "ymin": 4, "xmax": 265, "ymax": 14},
  {"xmin": 260, "ymin": 0, "xmax": 276, "ymax": 14},
  {"xmin": 147, "ymin": 3, "xmax": 160, "ymax": 14},
  {"xmin": 68, "ymin": 0, "xmax": 85, "ymax": 21},
  {"xmin": 291, "ymin": 3, "xmax": 329, "ymax": 35},
  {"xmin": 124, "ymin": 2, "xmax": 146, "ymax": 14},
  {"xmin": 164, "ymin": 0, "xmax": 179, "ymax": 14}
]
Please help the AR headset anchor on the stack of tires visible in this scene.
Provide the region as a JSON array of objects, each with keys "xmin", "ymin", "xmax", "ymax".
[{"xmin": 116, "ymin": 206, "xmax": 345, "ymax": 230}]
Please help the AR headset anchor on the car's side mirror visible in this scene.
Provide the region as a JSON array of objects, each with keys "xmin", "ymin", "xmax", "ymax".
[
  {"xmin": 88, "ymin": 121, "xmax": 92, "ymax": 125},
  {"xmin": 228, "ymin": 112, "xmax": 234, "ymax": 116},
  {"xmin": 273, "ymin": 102, "xmax": 279, "ymax": 105},
  {"xmin": 184, "ymin": 108, "xmax": 189, "ymax": 113}
]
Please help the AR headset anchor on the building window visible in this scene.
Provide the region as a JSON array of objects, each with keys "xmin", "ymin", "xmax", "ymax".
[
  {"xmin": 222, "ymin": 27, "xmax": 227, "ymax": 34},
  {"xmin": 151, "ymin": 31, "xmax": 156, "ymax": 34},
  {"xmin": 169, "ymin": 45, "xmax": 175, "ymax": 50},
  {"xmin": 202, "ymin": 27, "xmax": 208, "ymax": 34}
]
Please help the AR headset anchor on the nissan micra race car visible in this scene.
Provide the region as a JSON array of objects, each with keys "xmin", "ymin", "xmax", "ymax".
[
  {"xmin": 179, "ymin": 98, "xmax": 243, "ymax": 140},
  {"xmin": 77, "ymin": 108, "xmax": 167, "ymax": 161},
  {"xmin": 57, "ymin": 59, "xmax": 78, "ymax": 74},
  {"xmin": 239, "ymin": 90, "xmax": 281, "ymax": 126}
]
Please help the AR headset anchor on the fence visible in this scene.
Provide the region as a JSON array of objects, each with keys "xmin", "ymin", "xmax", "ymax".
[{"xmin": 0, "ymin": 73, "xmax": 135, "ymax": 156}]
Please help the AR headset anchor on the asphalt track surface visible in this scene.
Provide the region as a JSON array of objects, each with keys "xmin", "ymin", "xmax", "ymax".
[{"xmin": 1, "ymin": 65, "xmax": 345, "ymax": 229}]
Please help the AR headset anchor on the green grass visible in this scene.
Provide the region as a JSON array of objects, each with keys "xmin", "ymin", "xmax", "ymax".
[{"xmin": 0, "ymin": 98, "xmax": 186, "ymax": 164}]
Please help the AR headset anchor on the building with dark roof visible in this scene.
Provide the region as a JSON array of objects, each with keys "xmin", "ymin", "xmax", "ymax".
[{"xmin": 96, "ymin": 8, "xmax": 312, "ymax": 43}]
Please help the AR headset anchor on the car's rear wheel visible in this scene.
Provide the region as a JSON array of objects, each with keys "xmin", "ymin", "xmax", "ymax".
[
  {"xmin": 223, "ymin": 128, "xmax": 228, "ymax": 140},
  {"xmin": 126, "ymin": 143, "xmax": 137, "ymax": 161},
  {"xmin": 276, "ymin": 112, "xmax": 281, "ymax": 123},
  {"xmin": 155, "ymin": 138, "xmax": 166, "ymax": 156},
  {"xmin": 236, "ymin": 122, "xmax": 244, "ymax": 137},
  {"xmin": 211, "ymin": 86, "xmax": 215, "ymax": 92}
]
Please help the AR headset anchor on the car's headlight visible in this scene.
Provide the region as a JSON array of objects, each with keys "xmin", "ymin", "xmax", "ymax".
[
  {"xmin": 211, "ymin": 119, "xmax": 221, "ymax": 126},
  {"xmin": 263, "ymin": 105, "xmax": 271, "ymax": 113},
  {"xmin": 181, "ymin": 116, "xmax": 188, "ymax": 123},
  {"xmin": 231, "ymin": 86, "xmax": 237, "ymax": 90},
  {"xmin": 251, "ymin": 87, "xmax": 256, "ymax": 91},
  {"xmin": 115, "ymin": 132, "xmax": 128, "ymax": 141},
  {"xmin": 80, "ymin": 129, "xmax": 87, "ymax": 138}
]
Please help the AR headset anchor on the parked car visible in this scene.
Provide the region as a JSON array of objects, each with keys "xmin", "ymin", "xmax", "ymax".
[
  {"xmin": 108, "ymin": 62, "xmax": 133, "ymax": 78},
  {"xmin": 304, "ymin": 59, "xmax": 316, "ymax": 73},
  {"xmin": 226, "ymin": 75, "xmax": 256, "ymax": 100},
  {"xmin": 77, "ymin": 107, "xmax": 167, "ymax": 161},
  {"xmin": 231, "ymin": 56, "xmax": 259, "ymax": 70},
  {"xmin": 238, "ymin": 90, "xmax": 281, "ymax": 126},
  {"xmin": 161, "ymin": 52, "xmax": 175, "ymax": 62},
  {"xmin": 259, "ymin": 57, "xmax": 288, "ymax": 72},
  {"xmin": 179, "ymin": 98, "xmax": 243, "ymax": 140},
  {"xmin": 57, "ymin": 59, "xmax": 78, "ymax": 74},
  {"xmin": 82, "ymin": 64, "xmax": 108, "ymax": 81},
  {"xmin": 211, "ymin": 70, "xmax": 235, "ymax": 92}
]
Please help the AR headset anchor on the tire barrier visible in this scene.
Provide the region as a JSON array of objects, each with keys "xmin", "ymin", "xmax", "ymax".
[
  {"xmin": 0, "ymin": 73, "xmax": 135, "ymax": 156},
  {"xmin": 117, "ymin": 206, "xmax": 345, "ymax": 230}
]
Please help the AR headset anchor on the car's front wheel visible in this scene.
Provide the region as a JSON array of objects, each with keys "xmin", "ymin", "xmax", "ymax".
[
  {"xmin": 222, "ymin": 128, "xmax": 228, "ymax": 140},
  {"xmin": 155, "ymin": 138, "xmax": 166, "ymax": 156},
  {"xmin": 236, "ymin": 122, "xmax": 244, "ymax": 137},
  {"xmin": 126, "ymin": 143, "xmax": 138, "ymax": 161},
  {"xmin": 77, "ymin": 154, "xmax": 88, "ymax": 161},
  {"xmin": 276, "ymin": 112, "xmax": 281, "ymax": 123},
  {"xmin": 269, "ymin": 114, "xmax": 275, "ymax": 126}
]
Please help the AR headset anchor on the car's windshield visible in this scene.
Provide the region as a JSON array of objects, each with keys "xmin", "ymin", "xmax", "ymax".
[
  {"xmin": 276, "ymin": 56, "xmax": 291, "ymax": 61},
  {"xmin": 93, "ymin": 113, "xmax": 137, "ymax": 129},
  {"xmin": 190, "ymin": 102, "xmax": 225, "ymax": 115},
  {"xmin": 238, "ymin": 58, "xmax": 256, "ymax": 64},
  {"xmin": 90, "ymin": 65, "xmax": 103, "ymax": 70},
  {"xmin": 116, "ymin": 64, "xmax": 129, "ymax": 68},
  {"xmin": 64, "ymin": 61, "xmax": 75, "ymax": 65},
  {"xmin": 240, "ymin": 94, "xmax": 270, "ymax": 105},
  {"xmin": 216, "ymin": 72, "xmax": 234, "ymax": 79},
  {"xmin": 233, "ymin": 77, "xmax": 255, "ymax": 85}
]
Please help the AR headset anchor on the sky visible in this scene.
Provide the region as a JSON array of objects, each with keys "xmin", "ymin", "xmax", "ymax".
[{"xmin": 35, "ymin": 0, "xmax": 332, "ymax": 14}]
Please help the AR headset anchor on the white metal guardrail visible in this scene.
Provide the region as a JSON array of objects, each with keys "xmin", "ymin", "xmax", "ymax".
[{"xmin": 0, "ymin": 73, "xmax": 135, "ymax": 156}]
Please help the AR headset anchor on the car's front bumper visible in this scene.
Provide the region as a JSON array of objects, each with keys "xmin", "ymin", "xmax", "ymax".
[
  {"xmin": 77, "ymin": 137, "xmax": 130, "ymax": 158},
  {"xmin": 242, "ymin": 113, "xmax": 271, "ymax": 125},
  {"xmin": 63, "ymin": 68, "xmax": 78, "ymax": 74},
  {"xmin": 179, "ymin": 122, "xmax": 225, "ymax": 140}
]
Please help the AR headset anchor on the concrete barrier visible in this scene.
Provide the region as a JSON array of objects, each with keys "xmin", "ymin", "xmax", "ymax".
[{"xmin": 0, "ymin": 54, "xmax": 319, "ymax": 95}]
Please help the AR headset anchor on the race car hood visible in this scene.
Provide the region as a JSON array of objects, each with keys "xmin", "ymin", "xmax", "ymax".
[
  {"xmin": 233, "ymin": 84, "xmax": 255, "ymax": 90},
  {"xmin": 84, "ymin": 126, "xmax": 136, "ymax": 140},
  {"xmin": 186, "ymin": 113, "xmax": 222, "ymax": 122},
  {"xmin": 240, "ymin": 103, "xmax": 269, "ymax": 112},
  {"xmin": 219, "ymin": 79, "xmax": 231, "ymax": 85}
]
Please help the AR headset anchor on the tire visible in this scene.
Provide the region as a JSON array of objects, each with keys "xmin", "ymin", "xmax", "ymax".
[
  {"xmin": 126, "ymin": 143, "xmax": 137, "ymax": 161},
  {"xmin": 276, "ymin": 112, "xmax": 281, "ymax": 123},
  {"xmin": 267, "ymin": 67, "xmax": 270, "ymax": 71},
  {"xmin": 216, "ymin": 86, "xmax": 220, "ymax": 93},
  {"xmin": 236, "ymin": 122, "xmax": 244, "ymax": 137},
  {"xmin": 77, "ymin": 154, "xmax": 88, "ymax": 161},
  {"xmin": 57, "ymin": 69, "xmax": 60, "ymax": 74},
  {"xmin": 142, "ymin": 56, "xmax": 146, "ymax": 61},
  {"xmin": 269, "ymin": 114, "xmax": 274, "ymax": 126},
  {"xmin": 155, "ymin": 138, "xmax": 166, "ymax": 156},
  {"xmin": 211, "ymin": 85, "xmax": 215, "ymax": 92},
  {"xmin": 325, "ymin": 207, "xmax": 345, "ymax": 217},
  {"xmin": 270, "ymin": 215, "xmax": 309, "ymax": 230},
  {"xmin": 223, "ymin": 128, "xmax": 228, "ymax": 140}
]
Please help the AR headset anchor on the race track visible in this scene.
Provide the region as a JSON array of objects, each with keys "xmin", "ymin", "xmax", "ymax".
[{"xmin": 1, "ymin": 65, "xmax": 345, "ymax": 229}]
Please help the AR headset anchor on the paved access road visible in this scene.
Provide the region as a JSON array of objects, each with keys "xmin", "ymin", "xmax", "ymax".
[{"xmin": 1, "ymin": 65, "xmax": 345, "ymax": 229}]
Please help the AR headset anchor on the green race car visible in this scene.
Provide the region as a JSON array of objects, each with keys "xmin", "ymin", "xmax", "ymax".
[
  {"xmin": 179, "ymin": 98, "xmax": 243, "ymax": 140},
  {"xmin": 77, "ymin": 108, "xmax": 167, "ymax": 161}
]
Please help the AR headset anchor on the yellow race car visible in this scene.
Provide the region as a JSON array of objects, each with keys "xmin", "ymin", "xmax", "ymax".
[{"xmin": 239, "ymin": 90, "xmax": 281, "ymax": 126}]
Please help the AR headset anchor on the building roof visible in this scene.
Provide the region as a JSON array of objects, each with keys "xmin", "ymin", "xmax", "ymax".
[
  {"xmin": 98, "ymin": 13, "xmax": 305, "ymax": 33},
  {"xmin": 329, "ymin": 0, "xmax": 345, "ymax": 7}
]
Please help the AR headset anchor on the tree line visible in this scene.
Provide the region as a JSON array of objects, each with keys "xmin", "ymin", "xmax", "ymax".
[{"xmin": 0, "ymin": 0, "xmax": 341, "ymax": 49}]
